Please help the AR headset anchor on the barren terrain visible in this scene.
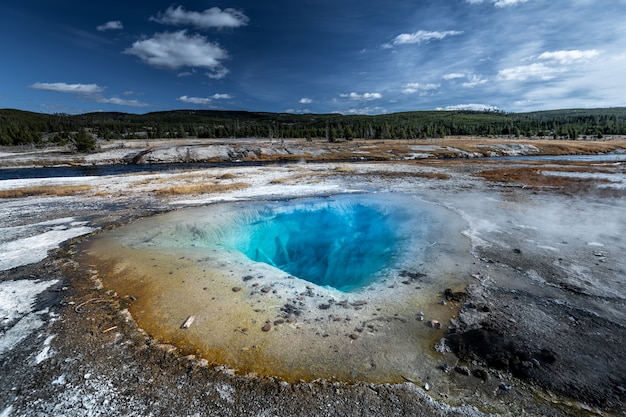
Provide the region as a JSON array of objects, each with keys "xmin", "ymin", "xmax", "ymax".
[{"xmin": 1, "ymin": 137, "xmax": 625, "ymax": 417}]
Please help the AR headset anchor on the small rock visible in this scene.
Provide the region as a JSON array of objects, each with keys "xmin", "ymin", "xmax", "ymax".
[
  {"xmin": 273, "ymin": 319, "xmax": 285, "ymax": 325},
  {"xmin": 499, "ymin": 382, "xmax": 512, "ymax": 391},
  {"xmin": 318, "ymin": 304, "xmax": 331, "ymax": 310},
  {"xmin": 423, "ymin": 383, "xmax": 430, "ymax": 391},
  {"xmin": 430, "ymin": 320, "xmax": 441, "ymax": 329},
  {"xmin": 513, "ymin": 248, "xmax": 521, "ymax": 254},
  {"xmin": 454, "ymin": 366, "xmax": 471, "ymax": 376},
  {"xmin": 261, "ymin": 323, "xmax": 272, "ymax": 332},
  {"xmin": 261, "ymin": 286, "xmax": 272, "ymax": 293},
  {"xmin": 349, "ymin": 333, "xmax": 359, "ymax": 340},
  {"xmin": 417, "ymin": 312, "xmax": 424, "ymax": 321},
  {"xmin": 472, "ymin": 368, "xmax": 489, "ymax": 381},
  {"xmin": 232, "ymin": 287, "xmax": 242, "ymax": 292},
  {"xmin": 352, "ymin": 300, "xmax": 368, "ymax": 306}
]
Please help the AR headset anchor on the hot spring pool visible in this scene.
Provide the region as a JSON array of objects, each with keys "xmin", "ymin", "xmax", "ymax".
[{"xmin": 80, "ymin": 193, "xmax": 474, "ymax": 382}]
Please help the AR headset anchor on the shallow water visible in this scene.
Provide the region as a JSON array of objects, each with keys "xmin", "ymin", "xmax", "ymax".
[{"xmin": 80, "ymin": 193, "xmax": 474, "ymax": 383}]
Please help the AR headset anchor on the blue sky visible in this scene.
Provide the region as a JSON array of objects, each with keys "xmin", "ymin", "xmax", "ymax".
[{"xmin": 2, "ymin": 0, "xmax": 625, "ymax": 115}]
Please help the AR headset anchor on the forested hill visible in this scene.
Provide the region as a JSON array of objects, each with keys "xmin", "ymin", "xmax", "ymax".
[{"xmin": 2, "ymin": 107, "xmax": 626, "ymax": 146}]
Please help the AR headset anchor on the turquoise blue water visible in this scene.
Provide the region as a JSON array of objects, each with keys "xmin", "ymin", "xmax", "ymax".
[
  {"xmin": 118, "ymin": 194, "xmax": 434, "ymax": 293},
  {"xmin": 232, "ymin": 203, "xmax": 400, "ymax": 291}
]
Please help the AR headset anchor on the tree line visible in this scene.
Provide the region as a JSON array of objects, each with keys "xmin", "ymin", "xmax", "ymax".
[{"xmin": 2, "ymin": 107, "xmax": 626, "ymax": 150}]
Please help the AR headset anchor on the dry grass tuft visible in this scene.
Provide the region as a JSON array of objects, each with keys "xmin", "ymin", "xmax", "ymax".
[
  {"xmin": 474, "ymin": 166, "xmax": 616, "ymax": 194},
  {"xmin": 154, "ymin": 182, "xmax": 249, "ymax": 196},
  {"xmin": 364, "ymin": 170, "xmax": 450, "ymax": 180},
  {"xmin": 217, "ymin": 172, "xmax": 238, "ymax": 180},
  {"xmin": 0, "ymin": 184, "xmax": 92, "ymax": 198}
]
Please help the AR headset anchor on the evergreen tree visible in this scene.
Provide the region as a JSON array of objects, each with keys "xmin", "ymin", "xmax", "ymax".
[{"xmin": 72, "ymin": 129, "xmax": 97, "ymax": 152}]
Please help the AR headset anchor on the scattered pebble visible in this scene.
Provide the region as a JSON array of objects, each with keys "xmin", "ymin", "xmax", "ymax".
[
  {"xmin": 430, "ymin": 320, "xmax": 441, "ymax": 329},
  {"xmin": 349, "ymin": 333, "xmax": 359, "ymax": 340},
  {"xmin": 261, "ymin": 286, "xmax": 272, "ymax": 293},
  {"xmin": 232, "ymin": 287, "xmax": 242, "ymax": 292},
  {"xmin": 261, "ymin": 323, "xmax": 271, "ymax": 332},
  {"xmin": 454, "ymin": 366, "xmax": 471, "ymax": 376},
  {"xmin": 499, "ymin": 382, "xmax": 513, "ymax": 391},
  {"xmin": 423, "ymin": 383, "xmax": 430, "ymax": 391}
]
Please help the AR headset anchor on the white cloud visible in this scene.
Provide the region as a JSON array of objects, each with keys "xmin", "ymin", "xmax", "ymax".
[
  {"xmin": 466, "ymin": 0, "xmax": 528, "ymax": 6},
  {"xmin": 340, "ymin": 92, "xmax": 382, "ymax": 101},
  {"xmin": 441, "ymin": 73, "xmax": 487, "ymax": 88},
  {"xmin": 285, "ymin": 108, "xmax": 312, "ymax": 114},
  {"xmin": 442, "ymin": 73, "xmax": 466, "ymax": 80},
  {"xmin": 124, "ymin": 30, "xmax": 228, "ymax": 71},
  {"xmin": 151, "ymin": 6, "xmax": 249, "ymax": 29},
  {"xmin": 402, "ymin": 83, "xmax": 440, "ymax": 94},
  {"xmin": 342, "ymin": 106, "xmax": 388, "ymax": 115},
  {"xmin": 461, "ymin": 74, "xmax": 488, "ymax": 88},
  {"xmin": 178, "ymin": 94, "xmax": 232, "ymax": 105},
  {"xmin": 538, "ymin": 49, "xmax": 600, "ymax": 64},
  {"xmin": 391, "ymin": 30, "xmax": 463, "ymax": 46},
  {"xmin": 299, "ymin": 97, "xmax": 313, "ymax": 104},
  {"xmin": 205, "ymin": 68, "xmax": 229, "ymax": 80},
  {"xmin": 497, "ymin": 63, "xmax": 564, "ymax": 81},
  {"xmin": 439, "ymin": 103, "xmax": 499, "ymax": 111},
  {"xmin": 29, "ymin": 82, "xmax": 104, "ymax": 94},
  {"xmin": 96, "ymin": 97, "xmax": 148, "ymax": 107},
  {"xmin": 28, "ymin": 82, "xmax": 149, "ymax": 107},
  {"xmin": 97, "ymin": 21, "xmax": 123, "ymax": 31}
]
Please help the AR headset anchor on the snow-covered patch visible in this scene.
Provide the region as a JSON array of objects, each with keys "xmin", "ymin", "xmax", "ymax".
[
  {"xmin": 0, "ymin": 308, "xmax": 51, "ymax": 355},
  {"xmin": 476, "ymin": 143, "xmax": 540, "ymax": 156},
  {"xmin": 0, "ymin": 225, "xmax": 95, "ymax": 271},
  {"xmin": 35, "ymin": 334, "xmax": 56, "ymax": 364},
  {"xmin": 408, "ymin": 145, "xmax": 444, "ymax": 152},
  {"xmin": 215, "ymin": 383, "xmax": 235, "ymax": 403},
  {"xmin": 0, "ymin": 279, "xmax": 58, "ymax": 324},
  {"xmin": 405, "ymin": 152, "xmax": 434, "ymax": 160},
  {"xmin": 0, "ymin": 405, "xmax": 13, "ymax": 417},
  {"xmin": 542, "ymin": 170, "xmax": 626, "ymax": 189},
  {"xmin": 0, "ymin": 176, "xmax": 98, "ymax": 191}
]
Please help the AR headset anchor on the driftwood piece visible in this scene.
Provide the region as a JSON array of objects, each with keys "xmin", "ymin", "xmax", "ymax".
[{"xmin": 181, "ymin": 315, "xmax": 196, "ymax": 329}]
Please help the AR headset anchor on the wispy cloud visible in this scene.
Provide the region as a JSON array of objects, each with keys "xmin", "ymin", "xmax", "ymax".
[
  {"xmin": 299, "ymin": 97, "xmax": 313, "ymax": 104},
  {"xmin": 442, "ymin": 73, "xmax": 466, "ymax": 80},
  {"xmin": 151, "ymin": 6, "xmax": 249, "ymax": 30},
  {"xmin": 96, "ymin": 97, "xmax": 148, "ymax": 107},
  {"xmin": 497, "ymin": 63, "xmax": 564, "ymax": 81},
  {"xmin": 439, "ymin": 103, "xmax": 499, "ymax": 111},
  {"xmin": 124, "ymin": 30, "xmax": 228, "ymax": 74},
  {"xmin": 388, "ymin": 30, "xmax": 463, "ymax": 47},
  {"xmin": 205, "ymin": 68, "xmax": 229, "ymax": 80},
  {"xmin": 402, "ymin": 83, "xmax": 440, "ymax": 94},
  {"xmin": 178, "ymin": 94, "xmax": 232, "ymax": 105},
  {"xmin": 340, "ymin": 92, "xmax": 382, "ymax": 101},
  {"xmin": 461, "ymin": 74, "xmax": 488, "ymax": 88},
  {"xmin": 466, "ymin": 0, "xmax": 528, "ymax": 7},
  {"xmin": 29, "ymin": 82, "xmax": 148, "ymax": 107},
  {"xmin": 29, "ymin": 82, "xmax": 104, "ymax": 94},
  {"xmin": 538, "ymin": 49, "xmax": 600, "ymax": 64},
  {"xmin": 96, "ymin": 21, "xmax": 123, "ymax": 31}
]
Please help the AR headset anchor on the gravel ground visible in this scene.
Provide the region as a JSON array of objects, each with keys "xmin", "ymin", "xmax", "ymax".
[{"xmin": 1, "ymin": 139, "xmax": 625, "ymax": 416}]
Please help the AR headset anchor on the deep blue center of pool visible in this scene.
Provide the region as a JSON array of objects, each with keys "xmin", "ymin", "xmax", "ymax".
[{"xmin": 233, "ymin": 204, "xmax": 398, "ymax": 292}]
